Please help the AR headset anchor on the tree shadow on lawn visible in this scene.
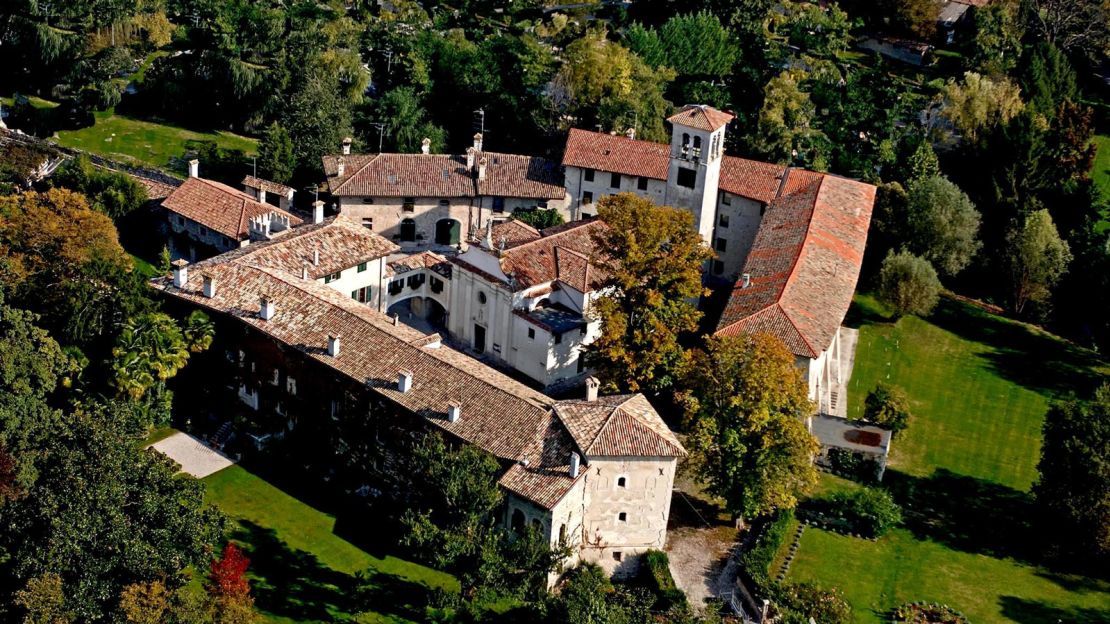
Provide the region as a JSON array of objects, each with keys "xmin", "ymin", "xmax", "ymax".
[
  {"xmin": 884, "ymin": 468, "xmax": 1041, "ymax": 563},
  {"xmin": 234, "ymin": 520, "xmax": 434, "ymax": 623},
  {"xmin": 998, "ymin": 596, "xmax": 1110, "ymax": 624},
  {"xmin": 926, "ymin": 298, "xmax": 1107, "ymax": 399}
]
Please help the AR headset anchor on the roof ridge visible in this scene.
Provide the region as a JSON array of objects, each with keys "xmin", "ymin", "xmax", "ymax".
[
  {"xmin": 332, "ymin": 153, "xmax": 381, "ymax": 194},
  {"xmin": 775, "ymin": 302, "xmax": 820, "ymax": 357}
]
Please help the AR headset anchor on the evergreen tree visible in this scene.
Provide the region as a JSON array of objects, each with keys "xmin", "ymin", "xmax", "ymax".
[{"xmin": 256, "ymin": 123, "xmax": 296, "ymax": 185}]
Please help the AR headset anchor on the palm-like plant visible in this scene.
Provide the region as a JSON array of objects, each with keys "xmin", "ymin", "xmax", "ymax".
[{"xmin": 111, "ymin": 312, "xmax": 193, "ymax": 400}]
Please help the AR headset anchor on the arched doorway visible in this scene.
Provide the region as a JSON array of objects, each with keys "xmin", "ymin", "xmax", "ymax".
[
  {"xmin": 386, "ymin": 297, "xmax": 446, "ymax": 333},
  {"xmin": 400, "ymin": 218, "xmax": 416, "ymax": 242},
  {"xmin": 511, "ymin": 509, "xmax": 525, "ymax": 534},
  {"xmin": 434, "ymin": 219, "xmax": 460, "ymax": 245}
]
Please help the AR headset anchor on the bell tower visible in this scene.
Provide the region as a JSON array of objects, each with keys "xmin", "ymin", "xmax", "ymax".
[{"xmin": 664, "ymin": 105, "xmax": 733, "ymax": 244}]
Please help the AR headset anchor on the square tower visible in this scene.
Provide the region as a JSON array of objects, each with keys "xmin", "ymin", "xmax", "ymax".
[{"xmin": 664, "ymin": 105, "xmax": 734, "ymax": 243}]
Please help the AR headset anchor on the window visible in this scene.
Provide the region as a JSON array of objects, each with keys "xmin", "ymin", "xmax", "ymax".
[
  {"xmin": 362, "ymin": 217, "xmax": 373, "ymax": 230},
  {"xmin": 553, "ymin": 332, "xmax": 562, "ymax": 344},
  {"xmin": 719, "ymin": 214, "xmax": 730, "ymax": 228},
  {"xmin": 287, "ymin": 377, "xmax": 297, "ymax": 395},
  {"xmin": 400, "ymin": 218, "xmax": 416, "ymax": 242},
  {"xmin": 617, "ymin": 477, "xmax": 627, "ymax": 488},
  {"xmin": 357, "ymin": 262, "xmax": 368, "ymax": 273},
  {"xmin": 537, "ymin": 200, "xmax": 548, "ymax": 209},
  {"xmin": 692, "ymin": 136, "xmax": 702, "ymax": 158},
  {"xmin": 582, "ymin": 191, "xmax": 593, "ymax": 205},
  {"xmin": 637, "ymin": 176, "xmax": 649, "ymax": 190},
  {"xmin": 676, "ymin": 168, "xmax": 696, "ymax": 188},
  {"xmin": 477, "ymin": 291, "xmax": 487, "ymax": 304},
  {"xmin": 388, "ymin": 280, "xmax": 404, "ymax": 295},
  {"xmin": 406, "ymin": 274, "xmax": 425, "ymax": 290},
  {"xmin": 558, "ymin": 524, "xmax": 568, "ymax": 546},
  {"xmin": 609, "ymin": 172, "xmax": 620, "ymax": 189},
  {"xmin": 527, "ymin": 328, "xmax": 535, "ymax": 339},
  {"xmin": 715, "ymin": 238, "xmax": 727, "ymax": 252},
  {"xmin": 584, "ymin": 168, "xmax": 595, "ymax": 182},
  {"xmin": 271, "ymin": 368, "xmax": 280, "ymax": 386},
  {"xmin": 363, "ymin": 197, "xmax": 374, "ymax": 204},
  {"xmin": 492, "ymin": 197, "xmax": 505, "ymax": 213},
  {"xmin": 612, "ymin": 551, "xmax": 623, "ymax": 562},
  {"xmin": 402, "ymin": 198, "xmax": 416, "ymax": 213},
  {"xmin": 324, "ymin": 270, "xmax": 342, "ymax": 283},
  {"xmin": 721, "ymin": 193, "xmax": 731, "ymax": 206},
  {"xmin": 430, "ymin": 276, "xmax": 444, "ymax": 294},
  {"xmin": 438, "ymin": 199, "xmax": 450, "ymax": 207},
  {"xmin": 351, "ymin": 286, "xmax": 371, "ymax": 303},
  {"xmin": 618, "ymin": 512, "xmax": 627, "ymax": 522},
  {"xmin": 712, "ymin": 260, "xmax": 725, "ymax": 275}
]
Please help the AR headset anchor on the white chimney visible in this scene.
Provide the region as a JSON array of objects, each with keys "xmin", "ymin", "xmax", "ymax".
[
  {"xmin": 202, "ymin": 274, "xmax": 216, "ymax": 298},
  {"xmin": 188, "ymin": 159, "xmax": 199, "ymax": 178},
  {"xmin": 301, "ymin": 262, "xmax": 310, "ymax": 280},
  {"xmin": 313, "ymin": 246, "xmax": 320, "ymax": 266},
  {"xmin": 585, "ymin": 376, "xmax": 600, "ymax": 402},
  {"xmin": 392, "ymin": 313, "xmax": 399, "ymax": 326},
  {"xmin": 466, "ymin": 147, "xmax": 476, "ymax": 171},
  {"xmin": 477, "ymin": 157, "xmax": 487, "ymax": 181},
  {"xmin": 398, "ymin": 369, "xmax": 413, "ymax": 393},
  {"xmin": 342, "ymin": 137, "xmax": 352, "ymax": 156},
  {"xmin": 742, "ymin": 273, "xmax": 751, "ymax": 289},
  {"xmin": 569, "ymin": 452, "xmax": 581, "ymax": 478},
  {"xmin": 473, "ymin": 132, "xmax": 483, "ymax": 151},
  {"xmin": 421, "ymin": 138, "xmax": 431, "ymax": 155},
  {"xmin": 279, "ymin": 189, "xmax": 294, "ymax": 211},
  {"xmin": 313, "ymin": 200, "xmax": 325, "ymax": 225},
  {"xmin": 257, "ymin": 188, "xmax": 267, "ymax": 205},
  {"xmin": 327, "ymin": 334, "xmax": 341, "ymax": 357},
  {"xmin": 259, "ymin": 296, "xmax": 275, "ymax": 321},
  {"xmin": 336, "ymin": 157, "xmax": 345, "ymax": 177},
  {"xmin": 447, "ymin": 401, "xmax": 461, "ymax": 423},
  {"xmin": 171, "ymin": 259, "xmax": 189, "ymax": 288},
  {"xmin": 625, "ymin": 127, "xmax": 636, "ymax": 140}
]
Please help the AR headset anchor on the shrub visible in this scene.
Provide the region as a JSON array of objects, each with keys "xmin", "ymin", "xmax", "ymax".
[
  {"xmin": 879, "ymin": 250, "xmax": 942, "ymax": 317},
  {"xmin": 638, "ymin": 549, "xmax": 688, "ymax": 612},
  {"xmin": 773, "ymin": 581, "xmax": 852, "ymax": 624},
  {"xmin": 864, "ymin": 382, "xmax": 912, "ymax": 435},
  {"xmin": 823, "ymin": 487, "xmax": 903, "ymax": 538},
  {"xmin": 738, "ymin": 509, "xmax": 794, "ymax": 594},
  {"xmin": 511, "ymin": 207, "xmax": 565, "ymax": 229},
  {"xmin": 893, "ymin": 602, "xmax": 970, "ymax": 623},
  {"xmin": 826, "ymin": 448, "xmax": 883, "ymax": 484}
]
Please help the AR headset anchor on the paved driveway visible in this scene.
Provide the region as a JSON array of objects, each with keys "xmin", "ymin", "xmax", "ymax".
[{"xmin": 150, "ymin": 432, "xmax": 236, "ymax": 478}]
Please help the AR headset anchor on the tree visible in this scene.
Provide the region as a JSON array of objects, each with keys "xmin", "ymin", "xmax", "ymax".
[
  {"xmin": 940, "ymin": 72, "xmax": 1024, "ymax": 143},
  {"xmin": 886, "ymin": 0, "xmax": 939, "ymax": 39},
  {"xmin": 772, "ymin": 1, "xmax": 853, "ymax": 58},
  {"xmin": 545, "ymin": 563, "xmax": 654, "ymax": 624},
  {"xmin": 280, "ymin": 70, "xmax": 354, "ymax": 180},
  {"xmin": 0, "ymin": 297, "xmax": 76, "ymax": 400},
  {"xmin": 119, "ymin": 581, "xmax": 170, "ymax": 624},
  {"xmin": 823, "ymin": 488, "xmax": 903, "ymax": 538},
  {"xmin": 1033, "ymin": 385, "xmax": 1110, "ymax": 563},
  {"xmin": 906, "ymin": 141, "xmax": 940, "ymax": 183},
  {"xmin": 1006, "ymin": 209, "xmax": 1071, "ymax": 315},
  {"xmin": 773, "ymin": 582, "xmax": 852, "ymax": 624},
  {"xmin": 878, "ymin": 250, "xmax": 942, "ymax": 317},
  {"xmin": 863, "ymin": 383, "xmax": 912, "ymax": 435},
  {"xmin": 968, "ymin": 1, "xmax": 1024, "ymax": 76},
  {"xmin": 1025, "ymin": 0, "xmax": 1110, "ymax": 60},
  {"xmin": 50, "ymin": 156, "xmax": 149, "ymax": 220},
  {"xmin": 1019, "ymin": 42, "xmax": 1078, "ymax": 116},
  {"xmin": 256, "ymin": 123, "xmax": 295, "ymax": 184},
  {"xmin": 750, "ymin": 70, "xmax": 829, "ymax": 170},
  {"xmin": 585, "ymin": 194, "xmax": 712, "ymax": 394},
  {"xmin": 682, "ymin": 334, "xmax": 819, "ymax": 521},
  {"xmin": 209, "ymin": 544, "xmax": 251, "ymax": 599},
  {"xmin": 510, "ymin": 208, "xmax": 564, "ymax": 229},
  {"xmin": 111, "ymin": 312, "xmax": 206, "ymax": 400},
  {"xmin": 627, "ymin": 12, "xmax": 739, "ymax": 77},
  {"xmin": 14, "ymin": 574, "xmax": 72, "ymax": 624},
  {"xmin": 905, "ymin": 176, "xmax": 982, "ymax": 276},
  {"xmin": 373, "ymin": 87, "xmax": 446, "ymax": 154}
]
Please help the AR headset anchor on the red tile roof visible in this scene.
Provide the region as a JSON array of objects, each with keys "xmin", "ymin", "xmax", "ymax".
[
  {"xmin": 555, "ymin": 395, "xmax": 686, "ymax": 458},
  {"xmin": 162, "ymin": 176, "xmax": 302, "ymax": 240},
  {"xmin": 720, "ymin": 156, "xmax": 788, "ymax": 204},
  {"xmin": 322, "ymin": 152, "xmax": 565, "ymax": 200},
  {"xmin": 666, "ymin": 104, "xmax": 735, "ymax": 132},
  {"xmin": 715, "ymin": 171, "xmax": 876, "ymax": 358},
  {"xmin": 242, "ymin": 175, "xmax": 294, "ymax": 197},
  {"xmin": 455, "ymin": 220, "xmax": 609, "ymax": 292}
]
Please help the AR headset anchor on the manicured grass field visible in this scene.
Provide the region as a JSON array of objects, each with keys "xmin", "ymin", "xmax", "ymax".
[
  {"xmin": 203, "ymin": 465, "xmax": 456, "ymax": 624},
  {"xmin": 55, "ymin": 111, "xmax": 256, "ymax": 172},
  {"xmin": 781, "ymin": 295, "xmax": 1110, "ymax": 623}
]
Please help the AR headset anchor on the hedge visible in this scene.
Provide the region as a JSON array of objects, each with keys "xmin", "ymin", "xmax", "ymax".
[
  {"xmin": 639, "ymin": 549, "xmax": 688, "ymax": 612},
  {"xmin": 738, "ymin": 509, "xmax": 794, "ymax": 595}
]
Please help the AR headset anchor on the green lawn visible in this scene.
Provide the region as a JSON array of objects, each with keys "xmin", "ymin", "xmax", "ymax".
[
  {"xmin": 781, "ymin": 295, "xmax": 1110, "ymax": 623},
  {"xmin": 203, "ymin": 465, "xmax": 456, "ymax": 624},
  {"xmin": 55, "ymin": 111, "xmax": 257, "ymax": 172}
]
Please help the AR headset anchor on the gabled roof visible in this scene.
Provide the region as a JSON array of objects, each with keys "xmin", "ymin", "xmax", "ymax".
[
  {"xmin": 715, "ymin": 170, "xmax": 875, "ymax": 358},
  {"xmin": 554, "ymin": 395, "xmax": 686, "ymax": 458},
  {"xmin": 162, "ymin": 176, "xmax": 302, "ymax": 240},
  {"xmin": 666, "ymin": 104, "xmax": 735, "ymax": 132},
  {"xmin": 454, "ymin": 219, "xmax": 609, "ymax": 292},
  {"xmin": 321, "ymin": 151, "xmax": 565, "ymax": 200},
  {"xmin": 242, "ymin": 175, "xmax": 294, "ymax": 197},
  {"xmin": 720, "ymin": 156, "xmax": 788, "ymax": 204}
]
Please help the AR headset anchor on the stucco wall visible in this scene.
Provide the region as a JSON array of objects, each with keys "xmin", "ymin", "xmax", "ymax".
[
  {"xmin": 564, "ymin": 166, "xmax": 667, "ymax": 220},
  {"xmin": 711, "ymin": 194, "xmax": 765, "ymax": 280},
  {"xmin": 337, "ymin": 197, "xmax": 473, "ymax": 251}
]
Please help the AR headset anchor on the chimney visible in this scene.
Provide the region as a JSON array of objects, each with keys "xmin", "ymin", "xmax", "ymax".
[
  {"xmin": 398, "ymin": 369, "xmax": 413, "ymax": 393},
  {"xmin": 336, "ymin": 157, "xmax": 345, "ymax": 177},
  {"xmin": 259, "ymin": 296, "xmax": 275, "ymax": 321},
  {"xmin": 188, "ymin": 159, "xmax": 199, "ymax": 178},
  {"xmin": 313, "ymin": 245, "xmax": 320, "ymax": 266},
  {"xmin": 466, "ymin": 147, "xmax": 476, "ymax": 171},
  {"xmin": 625, "ymin": 127, "xmax": 636, "ymax": 140},
  {"xmin": 257, "ymin": 188, "xmax": 267, "ymax": 205},
  {"xmin": 742, "ymin": 273, "xmax": 751, "ymax": 289},
  {"xmin": 279, "ymin": 189, "xmax": 293, "ymax": 212},
  {"xmin": 341, "ymin": 137, "xmax": 352, "ymax": 156},
  {"xmin": 202, "ymin": 274, "xmax": 216, "ymax": 298},
  {"xmin": 477, "ymin": 157, "xmax": 487, "ymax": 181},
  {"xmin": 421, "ymin": 138, "xmax": 431, "ymax": 155},
  {"xmin": 447, "ymin": 401, "xmax": 461, "ymax": 423},
  {"xmin": 569, "ymin": 452, "xmax": 581, "ymax": 478},
  {"xmin": 301, "ymin": 262, "xmax": 310, "ymax": 280},
  {"xmin": 171, "ymin": 259, "xmax": 189, "ymax": 288},
  {"xmin": 313, "ymin": 200, "xmax": 325, "ymax": 225},
  {"xmin": 473, "ymin": 132, "xmax": 483, "ymax": 152},
  {"xmin": 327, "ymin": 334, "xmax": 341, "ymax": 357},
  {"xmin": 585, "ymin": 376, "xmax": 600, "ymax": 402},
  {"xmin": 391, "ymin": 313, "xmax": 399, "ymax": 326}
]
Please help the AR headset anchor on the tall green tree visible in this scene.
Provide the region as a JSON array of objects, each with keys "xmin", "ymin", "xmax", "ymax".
[
  {"xmin": 280, "ymin": 71, "xmax": 354, "ymax": 179},
  {"xmin": 967, "ymin": 1, "xmax": 1024, "ymax": 76},
  {"xmin": 627, "ymin": 12, "xmax": 739, "ymax": 77},
  {"xmin": 682, "ymin": 334, "xmax": 819, "ymax": 522},
  {"xmin": 905, "ymin": 176, "xmax": 983, "ymax": 277},
  {"xmin": 878, "ymin": 250, "xmax": 942, "ymax": 318},
  {"xmin": 111, "ymin": 311, "xmax": 212, "ymax": 400},
  {"xmin": 585, "ymin": 194, "xmax": 712, "ymax": 394},
  {"xmin": 750, "ymin": 70, "xmax": 829, "ymax": 170},
  {"xmin": 256, "ymin": 123, "xmax": 295, "ymax": 185},
  {"xmin": 373, "ymin": 87, "xmax": 446, "ymax": 154},
  {"xmin": 1019, "ymin": 42, "xmax": 1078, "ymax": 116},
  {"xmin": 1006, "ymin": 209, "xmax": 1071, "ymax": 315}
]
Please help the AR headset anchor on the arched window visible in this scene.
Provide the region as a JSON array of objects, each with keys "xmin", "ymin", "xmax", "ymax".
[
  {"xmin": 531, "ymin": 518, "xmax": 543, "ymax": 535},
  {"xmin": 558, "ymin": 523, "xmax": 568, "ymax": 546},
  {"xmin": 682, "ymin": 132, "xmax": 690, "ymax": 147},
  {"xmin": 511, "ymin": 509, "xmax": 525, "ymax": 533},
  {"xmin": 693, "ymin": 136, "xmax": 702, "ymax": 149},
  {"xmin": 400, "ymin": 218, "xmax": 416, "ymax": 242},
  {"xmin": 435, "ymin": 218, "xmax": 460, "ymax": 245}
]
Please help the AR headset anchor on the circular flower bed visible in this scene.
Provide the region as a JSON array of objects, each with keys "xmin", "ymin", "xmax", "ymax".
[{"xmin": 892, "ymin": 602, "xmax": 969, "ymax": 624}]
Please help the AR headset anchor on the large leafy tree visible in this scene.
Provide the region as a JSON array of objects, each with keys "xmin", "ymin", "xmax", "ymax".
[
  {"xmin": 111, "ymin": 311, "xmax": 213, "ymax": 400},
  {"xmin": 1025, "ymin": 0, "xmax": 1110, "ymax": 60},
  {"xmin": 1033, "ymin": 384, "xmax": 1110, "ymax": 564},
  {"xmin": 878, "ymin": 250, "xmax": 942, "ymax": 318},
  {"xmin": 1019, "ymin": 42, "xmax": 1078, "ymax": 117},
  {"xmin": 905, "ymin": 176, "xmax": 982, "ymax": 277},
  {"xmin": 967, "ymin": 1, "xmax": 1025, "ymax": 76},
  {"xmin": 682, "ymin": 334, "xmax": 819, "ymax": 522},
  {"xmin": 255, "ymin": 123, "xmax": 295, "ymax": 185},
  {"xmin": 585, "ymin": 194, "xmax": 712, "ymax": 394},
  {"xmin": 49, "ymin": 156, "xmax": 149, "ymax": 221},
  {"xmin": 626, "ymin": 12, "xmax": 739, "ymax": 77},
  {"xmin": 939, "ymin": 72, "xmax": 1024, "ymax": 143},
  {"xmin": 371, "ymin": 87, "xmax": 446, "ymax": 154},
  {"xmin": 1005, "ymin": 209, "xmax": 1071, "ymax": 315},
  {"xmin": 749, "ymin": 69, "xmax": 829, "ymax": 170}
]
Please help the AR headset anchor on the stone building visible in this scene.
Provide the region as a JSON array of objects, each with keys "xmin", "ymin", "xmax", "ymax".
[
  {"xmin": 153, "ymin": 220, "xmax": 685, "ymax": 577},
  {"xmin": 321, "ymin": 135, "xmax": 568, "ymax": 252}
]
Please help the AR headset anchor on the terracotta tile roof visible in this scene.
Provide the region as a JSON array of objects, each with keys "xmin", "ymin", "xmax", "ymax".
[
  {"xmin": 481, "ymin": 219, "xmax": 542, "ymax": 249},
  {"xmin": 385, "ymin": 251, "xmax": 453, "ymax": 278},
  {"xmin": 666, "ymin": 104, "xmax": 735, "ymax": 132},
  {"xmin": 554, "ymin": 395, "xmax": 686, "ymax": 458},
  {"xmin": 211, "ymin": 216, "xmax": 399, "ymax": 279},
  {"xmin": 720, "ymin": 156, "xmax": 788, "ymax": 204},
  {"xmin": 459, "ymin": 220, "xmax": 609, "ymax": 292},
  {"xmin": 241, "ymin": 175, "xmax": 294, "ymax": 197},
  {"xmin": 322, "ymin": 152, "xmax": 565, "ymax": 200},
  {"xmin": 499, "ymin": 417, "xmax": 582, "ymax": 509},
  {"xmin": 562, "ymin": 128, "xmax": 670, "ymax": 180},
  {"xmin": 715, "ymin": 171, "xmax": 875, "ymax": 358},
  {"xmin": 162, "ymin": 176, "xmax": 302, "ymax": 240}
]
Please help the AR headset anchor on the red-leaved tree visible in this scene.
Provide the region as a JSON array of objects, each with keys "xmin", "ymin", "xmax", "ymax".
[{"xmin": 209, "ymin": 543, "xmax": 251, "ymax": 598}]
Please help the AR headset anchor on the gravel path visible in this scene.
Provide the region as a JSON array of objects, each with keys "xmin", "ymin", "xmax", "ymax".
[{"xmin": 150, "ymin": 432, "xmax": 236, "ymax": 478}]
